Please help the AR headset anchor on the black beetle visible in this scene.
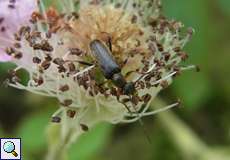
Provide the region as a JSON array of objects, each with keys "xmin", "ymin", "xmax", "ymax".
[{"xmin": 89, "ymin": 39, "xmax": 135, "ymax": 95}]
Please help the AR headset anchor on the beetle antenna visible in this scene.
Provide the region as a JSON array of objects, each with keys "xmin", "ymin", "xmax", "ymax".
[
  {"xmin": 137, "ymin": 114, "xmax": 152, "ymax": 144},
  {"xmin": 129, "ymin": 95, "xmax": 152, "ymax": 144}
]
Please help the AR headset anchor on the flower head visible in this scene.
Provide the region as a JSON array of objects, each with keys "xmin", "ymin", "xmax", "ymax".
[
  {"xmin": 6, "ymin": 0, "xmax": 196, "ymax": 133},
  {"xmin": 0, "ymin": 0, "xmax": 37, "ymax": 61}
]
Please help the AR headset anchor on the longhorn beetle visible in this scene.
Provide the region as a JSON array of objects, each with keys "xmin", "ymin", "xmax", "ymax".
[
  {"xmin": 89, "ymin": 39, "xmax": 152, "ymax": 142},
  {"xmin": 89, "ymin": 39, "xmax": 136, "ymax": 95}
]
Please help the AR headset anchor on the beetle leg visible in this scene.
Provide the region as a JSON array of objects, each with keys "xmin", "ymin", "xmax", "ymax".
[
  {"xmin": 118, "ymin": 98, "xmax": 133, "ymax": 113},
  {"xmin": 100, "ymin": 32, "xmax": 113, "ymax": 52},
  {"xmin": 124, "ymin": 70, "xmax": 136, "ymax": 78},
  {"xmin": 107, "ymin": 36, "xmax": 112, "ymax": 52},
  {"xmin": 65, "ymin": 59, "xmax": 94, "ymax": 66},
  {"xmin": 98, "ymin": 80, "xmax": 109, "ymax": 86},
  {"xmin": 75, "ymin": 60, "xmax": 94, "ymax": 66}
]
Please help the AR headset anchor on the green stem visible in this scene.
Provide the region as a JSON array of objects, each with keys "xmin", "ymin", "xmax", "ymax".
[
  {"xmin": 46, "ymin": 112, "xmax": 82, "ymax": 160},
  {"xmin": 45, "ymin": 124, "xmax": 70, "ymax": 160}
]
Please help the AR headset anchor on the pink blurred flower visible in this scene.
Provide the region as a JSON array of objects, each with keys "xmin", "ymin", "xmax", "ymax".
[{"xmin": 0, "ymin": 0, "xmax": 37, "ymax": 61}]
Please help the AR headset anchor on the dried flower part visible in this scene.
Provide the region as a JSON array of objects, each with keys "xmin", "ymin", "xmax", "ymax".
[
  {"xmin": 66, "ymin": 110, "xmax": 76, "ymax": 118},
  {"xmin": 0, "ymin": 0, "xmax": 37, "ymax": 61},
  {"xmin": 80, "ymin": 123, "xmax": 89, "ymax": 132},
  {"xmin": 6, "ymin": 0, "xmax": 196, "ymax": 131},
  {"xmin": 51, "ymin": 116, "xmax": 61, "ymax": 123}
]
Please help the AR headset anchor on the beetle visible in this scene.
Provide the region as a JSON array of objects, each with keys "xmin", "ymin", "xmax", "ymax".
[
  {"xmin": 90, "ymin": 40, "xmax": 152, "ymax": 141},
  {"xmin": 89, "ymin": 39, "xmax": 136, "ymax": 95}
]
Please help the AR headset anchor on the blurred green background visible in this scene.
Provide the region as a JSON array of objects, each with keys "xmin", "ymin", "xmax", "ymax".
[{"xmin": 0, "ymin": 0, "xmax": 230, "ymax": 159}]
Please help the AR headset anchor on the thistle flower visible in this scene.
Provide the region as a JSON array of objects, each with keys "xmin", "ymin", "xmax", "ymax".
[
  {"xmin": 6, "ymin": 0, "xmax": 196, "ymax": 137},
  {"xmin": 0, "ymin": 0, "xmax": 37, "ymax": 61}
]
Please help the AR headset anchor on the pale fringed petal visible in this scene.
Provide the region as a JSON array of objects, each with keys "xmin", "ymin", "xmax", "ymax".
[
  {"xmin": 0, "ymin": 0, "xmax": 37, "ymax": 61},
  {"xmin": 5, "ymin": 0, "xmax": 196, "ymax": 146}
]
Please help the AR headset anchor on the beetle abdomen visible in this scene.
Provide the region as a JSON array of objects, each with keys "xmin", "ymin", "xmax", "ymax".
[{"xmin": 90, "ymin": 39, "xmax": 121, "ymax": 79}]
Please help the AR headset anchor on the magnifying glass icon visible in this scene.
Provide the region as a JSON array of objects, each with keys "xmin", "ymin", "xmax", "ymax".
[{"xmin": 3, "ymin": 141, "xmax": 18, "ymax": 157}]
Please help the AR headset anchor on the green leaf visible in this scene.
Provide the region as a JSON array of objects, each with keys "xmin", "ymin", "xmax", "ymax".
[
  {"xmin": 172, "ymin": 72, "xmax": 212, "ymax": 109},
  {"xmin": 0, "ymin": 62, "xmax": 16, "ymax": 74},
  {"xmin": 17, "ymin": 109, "xmax": 53, "ymax": 152},
  {"xmin": 68, "ymin": 123, "xmax": 113, "ymax": 160},
  {"xmin": 218, "ymin": 0, "xmax": 230, "ymax": 16}
]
